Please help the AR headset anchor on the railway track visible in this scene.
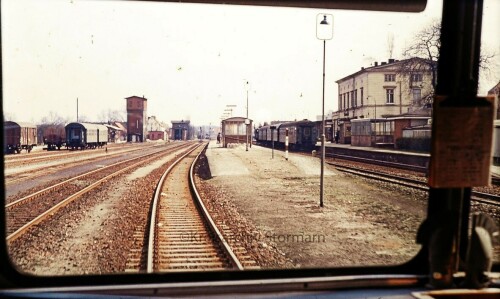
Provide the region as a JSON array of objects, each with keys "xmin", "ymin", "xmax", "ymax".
[
  {"xmin": 4, "ymin": 144, "xmax": 156, "ymax": 185},
  {"xmin": 146, "ymin": 142, "xmax": 243, "ymax": 272},
  {"xmin": 330, "ymin": 162, "xmax": 500, "ymax": 208},
  {"xmin": 325, "ymin": 152, "xmax": 500, "ymax": 187},
  {"xmin": 5, "ymin": 143, "xmax": 195, "ymax": 243}
]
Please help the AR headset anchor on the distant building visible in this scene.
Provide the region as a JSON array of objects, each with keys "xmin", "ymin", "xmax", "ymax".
[
  {"xmin": 147, "ymin": 116, "xmax": 169, "ymax": 141},
  {"xmin": 332, "ymin": 58, "xmax": 436, "ymax": 144},
  {"xmin": 104, "ymin": 123, "xmax": 124, "ymax": 143},
  {"xmin": 487, "ymin": 81, "xmax": 500, "ymax": 119},
  {"xmin": 171, "ymin": 120, "xmax": 191, "ymax": 140},
  {"xmin": 125, "ymin": 96, "xmax": 147, "ymax": 142}
]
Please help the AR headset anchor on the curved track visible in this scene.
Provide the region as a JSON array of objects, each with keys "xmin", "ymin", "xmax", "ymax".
[{"xmin": 147, "ymin": 142, "xmax": 243, "ymax": 272}]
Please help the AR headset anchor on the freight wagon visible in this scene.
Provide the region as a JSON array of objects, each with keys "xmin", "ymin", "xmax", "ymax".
[
  {"xmin": 42, "ymin": 124, "xmax": 66, "ymax": 150},
  {"xmin": 3, "ymin": 121, "xmax": 37, "ymax": 154}
]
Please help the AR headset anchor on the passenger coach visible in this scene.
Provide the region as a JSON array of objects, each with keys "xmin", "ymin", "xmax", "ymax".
[
  {"xmin": 65, "ymin": 122, "xmax": 108, "ymax": 150},
  {"xmin": 256, "ymin": 120, "xmax": 318, "ymax": 150},
  {"xmin": 278, "ymin": 120, "xmax": 317, "ymax": 150}
]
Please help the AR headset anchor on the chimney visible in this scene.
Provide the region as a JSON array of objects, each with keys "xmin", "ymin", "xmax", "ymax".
[
  {"xmin": 381, "ymin": 62, "xmax": 387, "ymax": 65},
  {"xmin": 388, "ymin": 58, "xmax": 395, "ymax": 63},
  {"xmin": 374, "ymin": 62, "xmax": 378, "ymax": 66}
]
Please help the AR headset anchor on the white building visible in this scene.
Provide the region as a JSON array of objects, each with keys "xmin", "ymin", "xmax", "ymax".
[{"xmin": 332, "ymin": 58, "xmax": 436, "ymax": 143}]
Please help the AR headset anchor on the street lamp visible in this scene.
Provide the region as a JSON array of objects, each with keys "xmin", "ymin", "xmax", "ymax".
[
  {"xmin": 245, "ymin": 80, "xmax": 250, "ymax": 151},
  {"xmin": 316, "ymin": 14, "xmax": 333, "ymax": 208}
]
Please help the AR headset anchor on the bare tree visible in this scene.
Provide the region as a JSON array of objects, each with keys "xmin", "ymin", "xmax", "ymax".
[
  {"xmin": 98, "ymin": 109, "xmax": 126, "ymax": 123},
  {"xmin": 400, "ymin": 19, "xmax": 497, "ymax": 108},
  {"xmin": 40, "ymin": 111, "xmax": 68, "ymax": 125}
]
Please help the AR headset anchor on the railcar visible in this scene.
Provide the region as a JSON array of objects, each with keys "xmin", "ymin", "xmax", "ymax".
[
  {"xmin": 256, "ymin": 120, "xmax": 318, "ymax": 150},
  {"xmin": 3, "ymin": 121, "xmax": 37, "ymax": 154},
  {"xmin": 1, "ymin": 0, "xmax": 499, "ymax": 298},
  {"xmin": 41, "ymin": 124, "xmax": 66, "ymax": 150},
  {"xmin": 65, "ymin": 122, "xmax": 108, "ymax": 150},
  {"xmin": 278, "ymin": 120, "xmax": 317, "ymax": 150}
]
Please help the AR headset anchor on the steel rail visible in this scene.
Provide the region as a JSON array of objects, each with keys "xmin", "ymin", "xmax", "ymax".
[
  {"xmin": 4, "ymin": 145, "xmax": 154, "ymax": 184},
  {"xmin": 331, "ymin": 162, "xmax": 500, "ymax": 208},
  {"xmin": 147, "ymin": 142, "xmax": 243, "ymax": 272},
  {"xmin": 7, "ymin": 143, "xmax": 194, "ymax": 243},
  {"xmin": 189, "ymin": 143, "xmax": 244, "ymax": 270},
  {"xmin": 326, "ymin": 153, "xmax": 428, "ymax": 173},
  {"xmin": 6, "ymin": 143, "xmax": 188, "ymax": 209},
  {"xmin": 146, "ymin": 143, "xmax": 201, "ymax": 273}
]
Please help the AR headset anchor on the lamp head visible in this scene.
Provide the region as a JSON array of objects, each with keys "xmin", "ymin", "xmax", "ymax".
[{"xmin": 320, "ymin": 15, "xmax": 328, "ymax": 25}]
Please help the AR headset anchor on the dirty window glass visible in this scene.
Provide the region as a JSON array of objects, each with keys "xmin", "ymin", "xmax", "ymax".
[{"xmin": 2, "ymin": 0, "xmax": 498, "ymax": 275}]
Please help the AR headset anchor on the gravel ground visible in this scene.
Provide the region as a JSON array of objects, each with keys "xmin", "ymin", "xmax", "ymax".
[
  {"xmin": 195, "ymin": 142, "xmax": 428, "ymax": 268},
  {"xmin": 8, "ymin": 147, "xmax": 182, "ymax": 275}
]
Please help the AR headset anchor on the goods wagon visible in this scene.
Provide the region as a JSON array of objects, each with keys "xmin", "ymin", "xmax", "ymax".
[
  {"xmin": 65, "ymin": 122, "xmax": 108, "ymax": 150},
  {"xmin": 4, "ymin": 121, "xmax": 37, "ymax": 154},
  {"xmin": 42, "ymin": 124, "xmax": 66, "ymax": 150}
]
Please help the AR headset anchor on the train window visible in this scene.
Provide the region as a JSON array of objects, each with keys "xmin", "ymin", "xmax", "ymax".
[{"xmin": 1, "ymin": 0, "xmax": 499, "ymax": 282}]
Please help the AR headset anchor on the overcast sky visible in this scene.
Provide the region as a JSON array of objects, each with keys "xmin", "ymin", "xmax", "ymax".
[{"xmin": 2, "ymin": 0, "xmax": 499, "ymax": 127}]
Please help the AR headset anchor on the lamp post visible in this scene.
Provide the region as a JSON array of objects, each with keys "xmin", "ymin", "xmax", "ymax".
[
  {"xmin": 316, "ymin": 14, "xmax": 333, "ymax": 208},
  {"xmin": 245, "ymin": 80, "xmax": 250, "ymax": 151}
]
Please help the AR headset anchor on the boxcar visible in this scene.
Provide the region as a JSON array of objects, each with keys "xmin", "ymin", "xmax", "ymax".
[
  {"xmin": 65, "ymin": 122, "xmax": 108, "ymax": 150},
  {"xmin": 42, "ymin": 124, "xmax": 66, "ymax": 150},
  {"xmin": 4, "ymin": 121, "xmax": 37, "ymax": 154}
]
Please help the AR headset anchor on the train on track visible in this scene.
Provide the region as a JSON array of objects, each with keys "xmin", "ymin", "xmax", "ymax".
[
  {"xmin": 4, "ymin": 121, "xmax": 109, "ymax": 153},
  {"xmin": 3, "ymin": 121, "xmax": 38, "ymax": 154},
  {"xmin": 41, "ymin": 124, "xmax": 66, "ymax": 150},
  {"xmin": 65, "ymin": 122, "xmax": 108, "ymax": 150},
  {"xmin": 2, "ymin": 0, "xmax": 499, "ymax": 298},
  {"xmin": 255, "ymin": 120, "xmax": 319, "ymax": 151}
]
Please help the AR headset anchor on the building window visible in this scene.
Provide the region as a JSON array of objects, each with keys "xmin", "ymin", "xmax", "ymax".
[
  {"xmin": 386, "ymin": 88, "xmax": 395, "ymax": 104},
  {"xmin": 384, "ymin": 74, "xmax": 395, "ymax": 82},
  {"xmin": 411, "ymin": 73, "xmax": 423, "ymax": 82},
  {"xmin": 412, "ymin": 88, "xmax": 422, "ymax": 103},
  {"xmin": 360, "ymin": 88, "xmax": 364, "ymax": 106},
  {"xmin": 339, "ymin": 94, "xmax": 342, "ymax": 110}
]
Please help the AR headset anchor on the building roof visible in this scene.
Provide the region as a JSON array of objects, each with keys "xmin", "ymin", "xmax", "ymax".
[
  {"xmin": 487, "ymin": 81, "xmax": 500, "ymax": 95},
  {"xmin": 4, "ymin": 121, "xmax": 37, "ymax": 129},
  {"xmin": 125, "ymin": 95, "xmax": 147, "ymax": 100},
  {"xmin": 335, "ymin": 57, "xmax": 435, "ymax": 83},
  {"xmin": 221, "ymin": 117, "xmax": 253, "ymax": 122},
  {"xmin": 104, "ymin": 124, "xmax": 123, "ymax": 131}
]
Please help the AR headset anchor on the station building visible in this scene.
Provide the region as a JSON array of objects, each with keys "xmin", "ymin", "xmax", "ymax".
[
  {"xmin": 332, "ymin": 58, "xmax": 435, "ymax": 144},
  {"xmin": 125, "ymin": 96, "xmax": 148, "ymax": 142}
]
